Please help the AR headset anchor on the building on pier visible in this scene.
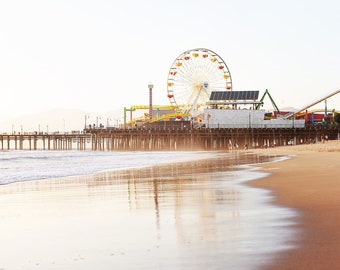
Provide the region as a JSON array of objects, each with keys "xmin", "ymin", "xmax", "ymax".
[{"xmin": 203, "ymin": 90, "xmax": 305, "ymax": 129}]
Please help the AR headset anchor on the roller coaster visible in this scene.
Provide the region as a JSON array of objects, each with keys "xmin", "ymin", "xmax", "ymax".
[
  {"xmin": 284, "ymin": 89, "xmax": 340, "ymax": 119},
  {"xmin": 124, "ymin": 105, "xmax": 192, "ymax": 126}
]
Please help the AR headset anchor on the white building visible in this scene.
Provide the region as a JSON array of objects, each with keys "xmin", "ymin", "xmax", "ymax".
[{"xmin": 203, "ymin": 90, "xmax": 305, "ymax": 129}]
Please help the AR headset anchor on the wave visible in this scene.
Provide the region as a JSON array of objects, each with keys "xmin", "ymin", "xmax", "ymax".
[{"xmin": 0, "ymin": 150, "xmax": 219, "ymax": 185}]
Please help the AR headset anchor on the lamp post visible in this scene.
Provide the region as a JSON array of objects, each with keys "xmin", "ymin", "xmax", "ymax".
[
  {"xmin": 96, "ymin": 116, "xmax": 101, "ymax": 128},
  {"xmin": 148, "ymin": 83, "xmax": 154, "ymax": 121},
  {"xmin": 107, "ymin": 117, "xmax": 112, "ymax": 127},
  {"xmin": 84, "ymin": 114, "xmax": 89, "ymax": 130}
]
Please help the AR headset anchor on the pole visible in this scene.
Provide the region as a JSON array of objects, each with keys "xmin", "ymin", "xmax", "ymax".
[
  {"xmin": 148, "ymin": 83, "xmax": 154, "ymax": 121},
  {"xmin": 84, "ymin": 115, "xmax": 89, "ymax": 130}
]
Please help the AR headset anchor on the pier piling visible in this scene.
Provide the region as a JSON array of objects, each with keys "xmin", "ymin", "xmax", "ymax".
[{"xmin": 1, "ymin": 125, "xmax": 339, "ymax": 151}]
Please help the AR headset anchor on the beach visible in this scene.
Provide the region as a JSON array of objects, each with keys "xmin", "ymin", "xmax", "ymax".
[
  {"xmin": 0, "ymin": 142, "xmax": 339, "ymax": 269},
  {"xmin": 249, "ymin": 140, "xmax": 340, "ymax": 269},
  {"xmin": 0, "ymin": 151, "xmax": 290, "ymax": 270}
]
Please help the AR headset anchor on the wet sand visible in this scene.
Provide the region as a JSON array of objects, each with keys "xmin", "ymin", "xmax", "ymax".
[
  {"xmin": 1, "ymin": 142, "xmax": 339, "ymax": 269},
  {"xmin": 0, "ymin": 153, "xmax": 293, "ymax": 270},
  {"xmin": 249, "ymin": 140, "xmax": 340, "ymax": 269}
]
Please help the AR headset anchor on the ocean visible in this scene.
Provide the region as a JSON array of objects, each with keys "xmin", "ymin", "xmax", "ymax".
[
  {"xmin": 0, "ymin": 150, "xmax": 297, "ymax": 270},
  {"xmin": 0, "ymin": 150, "xmax": 219, "ymax": 185}
]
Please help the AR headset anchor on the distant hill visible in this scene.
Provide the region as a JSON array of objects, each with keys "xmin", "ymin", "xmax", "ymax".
[{"xmin": 0, "ymin": 108, "xmax": 123, "ymax": 133}]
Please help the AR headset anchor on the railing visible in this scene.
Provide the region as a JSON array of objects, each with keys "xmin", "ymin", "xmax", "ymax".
[{"xmin": 1, "ymin": 126, "xmax": 339, "ymax": 151}]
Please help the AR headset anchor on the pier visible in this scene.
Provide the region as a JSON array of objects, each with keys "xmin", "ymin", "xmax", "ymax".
[
  {"xmin": 0, "ymin": 133, "xmax": 91, "ymax": 151},
  {"xmin": 1, "ymin": 125, "xmax": 339, "ymax": 151},
  {"xmin": 87, "ymin": 125, "xmax": 340, "ymax": 151}
]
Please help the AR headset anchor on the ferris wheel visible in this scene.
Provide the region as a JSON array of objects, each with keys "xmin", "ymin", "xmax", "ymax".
[{"xmin": 167, "ymin": 48, "xmax": 232, "ymax": 115}]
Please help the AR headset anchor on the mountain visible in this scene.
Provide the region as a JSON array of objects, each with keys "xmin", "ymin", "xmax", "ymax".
[{"xmin": 0, "ymin": 108, "xmax": 123, "ymax": 134}]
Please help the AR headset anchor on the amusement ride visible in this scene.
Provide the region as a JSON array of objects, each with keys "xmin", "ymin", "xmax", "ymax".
[
  {"xmin": 124, "ymin": 48, "xmax": 339, "ymax": 127},
  {"xmin": 125, "ymin": 48, "xmax": 233, "ymax": 125},
  {"xmin": 166, "ymin": 48, "xmax": 232, "ymax": 116}
]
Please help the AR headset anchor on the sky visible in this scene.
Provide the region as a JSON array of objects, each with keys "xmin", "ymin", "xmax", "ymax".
[{"xmin": 1, "ymin": 0, "xmax": 340, "ymax": 131}]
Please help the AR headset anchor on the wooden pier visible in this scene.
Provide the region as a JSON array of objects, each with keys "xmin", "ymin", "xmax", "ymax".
[
  {"xmin": 0, "ymin": 133, "xmax": 91, "ymax": 151},
  {"xmin": 2, "ymin": 125, "xmax": 338, "ymax": 151},
  {"xmin": 87, "ymin": 125, "xmax": 340, "ymax": 151}
]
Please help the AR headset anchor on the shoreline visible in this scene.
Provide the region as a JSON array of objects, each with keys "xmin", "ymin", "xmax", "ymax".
[
  {"xmin": 1, "ymin": 143, "xmax": 339, "ymax": 269},
  {"xmin": 249, "ymin": 140, "xmax": 340, "ymax": 269},
  {"xmin": 0, "ymin": 150, "xmax": 292, "ymax": 270}
]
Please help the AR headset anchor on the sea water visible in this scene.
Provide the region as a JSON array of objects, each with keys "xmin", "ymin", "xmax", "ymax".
[
  {"xmin": 0, "ymin": 150, "xmax": 218, "ymax": 185},
  {"xmin": 0, "ymin": 150, "xmax": 298, "ymax": 270}
]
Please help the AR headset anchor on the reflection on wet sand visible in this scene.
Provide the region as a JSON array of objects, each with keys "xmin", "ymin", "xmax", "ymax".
[
  {"xmin": 86, "ymin": 152, "xmax": 275, "ymax": 219},
  {"xmin": 0, "ymin": 152, "xmax": 296, "ymax": 270}
]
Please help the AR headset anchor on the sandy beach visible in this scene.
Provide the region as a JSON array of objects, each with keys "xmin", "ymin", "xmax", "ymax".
[
  {"xmin": 249, "ymin": 140, "xmax": 340, "ymax": 269},
  {"xmin": 0, "ymin": 141, "xmax": 339, "ymax": 269},
  {"xmin": 0, "ymin": 151, "xmax": 290, "ymax": 270}
]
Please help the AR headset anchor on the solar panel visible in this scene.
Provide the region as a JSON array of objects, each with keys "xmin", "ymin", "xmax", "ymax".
[{"xmin": 209, "ymin": 91, "xmax": 259, "ymax": 101}]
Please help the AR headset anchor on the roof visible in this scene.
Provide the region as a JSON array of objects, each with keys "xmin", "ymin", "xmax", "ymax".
[{"xmin": 210, "ymin": 91, "xmax": 259, "ymax": 101}]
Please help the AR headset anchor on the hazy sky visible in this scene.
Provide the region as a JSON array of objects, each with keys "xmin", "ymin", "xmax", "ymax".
[{"xmin": 1, "ymin": 0, "xmax": 340, "ymax": 120}]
